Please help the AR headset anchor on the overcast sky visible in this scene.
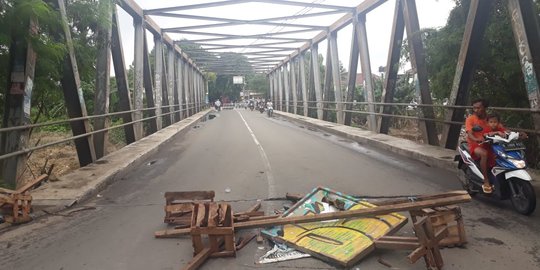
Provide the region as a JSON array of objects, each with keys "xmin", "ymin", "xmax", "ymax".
[{"xmin": 116, "ymin": 0, "xmax": 456, "ymax": 75}]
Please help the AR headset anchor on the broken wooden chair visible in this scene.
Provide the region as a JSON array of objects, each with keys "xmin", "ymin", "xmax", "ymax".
[
  {"xmin": 375, "ymin": 216, "xmax": 448, "ymax": 270},
  {"xmin": 183, "ymin": 202, "xmax": 236, "ymax": 270},
  {"xmin": 0, "ymin": 174, "xmax": 48, "ymax": 224},
  {"xmin": 409, "ymin": 205, "xmax": 467, "ymax": 247},
  {"xmin": 163, "ymin": 191, "xmax": 215, "ymax": 227}
]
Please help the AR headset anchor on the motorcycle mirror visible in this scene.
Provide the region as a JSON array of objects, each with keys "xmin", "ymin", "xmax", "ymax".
[{"xmin": 472, "ymin": 125, "xmax": 483, "ymax": 132}]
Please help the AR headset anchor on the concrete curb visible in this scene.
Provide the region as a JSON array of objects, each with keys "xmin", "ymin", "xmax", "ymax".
[
  {"xmin": 30, "ymin": 109, "xmax": 212, "ymax": 213},
  {"xmin": 274, "ymin": 111, "xmax": 540, "ymax": 192}
]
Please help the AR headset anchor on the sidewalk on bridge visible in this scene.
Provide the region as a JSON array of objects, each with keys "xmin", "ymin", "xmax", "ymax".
[
  {"xmin": 29, "ymin": 109, "xmax": 212, "ymax": 213},
  {"xmin": 274, "ymin": 111, "xmax": 540, "ymax": 193}
]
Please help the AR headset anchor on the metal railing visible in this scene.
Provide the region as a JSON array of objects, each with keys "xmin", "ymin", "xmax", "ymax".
[
  {"xmin": 0, "ymin": 102, "xmax": 209, "ymax": 162},
  {"xmin": 275, "ymin": 100, "xmax": 540, "ymax": 135}
]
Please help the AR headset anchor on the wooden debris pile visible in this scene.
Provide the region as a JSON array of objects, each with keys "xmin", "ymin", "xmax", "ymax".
[
  {"xmin": 0, "ymin": 174, "xmax": 48, "ymax": 224},
  {"xmin": 155, "ymin": 188, "xmax": 471, "ymax": 270}
]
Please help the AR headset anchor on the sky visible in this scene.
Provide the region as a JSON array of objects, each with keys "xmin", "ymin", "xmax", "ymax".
[{"xmin": 116, "ymin": 0, "xmax": 456, "ymax": 75}]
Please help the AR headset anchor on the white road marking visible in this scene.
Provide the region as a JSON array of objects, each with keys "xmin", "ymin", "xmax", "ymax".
[{"xmin": 236, "ymin": 110, "xmax": 277, "ymax": 197}]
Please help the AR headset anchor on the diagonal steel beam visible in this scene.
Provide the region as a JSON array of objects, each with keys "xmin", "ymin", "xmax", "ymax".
[{"xmin": 163, "ymin": 21, "xmax": 327, "ymax": 32}]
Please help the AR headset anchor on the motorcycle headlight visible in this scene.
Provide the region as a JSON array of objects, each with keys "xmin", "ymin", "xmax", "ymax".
[
  {"xmin": 496, "ymin": 150, "xmax": 507, "ymax": 159},
  {"xmin": 510, "ymin": 159, "xmax": 526, "ymax": 169}
]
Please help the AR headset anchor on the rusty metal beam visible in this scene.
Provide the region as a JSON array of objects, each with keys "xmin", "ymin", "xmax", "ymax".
[
  {"xmin": 58, "ymin": 0, "xmax": 96, "ymax": 166},
  {"xmin": 143, "ymin": 34, "xmax": 158, "ymax": 134},
  {"xmin": 323, "ymin": 42, "xmax": 333, "ymax": 121},
  {"xmin": 93, "ymin": 0, "xmax": 112, "ymax": 159},
  {"xmin": 1, "ymin": 20, "xmax": 37, "ymax": 187},
  {"xmin": 356, "ymin": 14, "xmax": 376, "ymax": 131},
  {"xmin": 344, "ymin": 16, "xmax": 360, "ymax": 126},
  {"xmin": 380, "ymin": 0, "xmax": 405, "ymax": 134},
  {"xmin": 111, "ymin": 7, "xmax": 135, "ymax": 145},
  {"xmin": 311, "ymin": 44, "xmax": 324, "ymax": 119},
  {"xmin": 402, "ymin": 0, "xmax": 439, "ymax": 146},
  {"xmin": 507, "ymin": 0, "xmax": 540, "ymax": 139},
  {"xmin": 133, "ymin": 16, "xmax": 145, "ymax": 138},
  {"xmin": 441, "ymin": 0, "xmax": 493, "ymax": 149},
  {"xmin": 291, "ymin": 58, "xmax": 298, "ymax": 115},
  {"xmin": 299, "ymin": 53, "xmax": 308, "ymax": 117},
  {"xmin": 153, "ymin": 36, "xmax": 163, "ymax": 130},
  {"xmin": 329, "ymin": 31, "xmax": 344, "ymax": 124}
]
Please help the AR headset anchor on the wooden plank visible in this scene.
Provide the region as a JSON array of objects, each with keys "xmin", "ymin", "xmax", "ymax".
[
  {"xmin": 154, "ymin": 228, "xmax": 190, "ymax": 238},
  {"xmin": 374, "ymin": 239, "xmax": 420, "ymax": 250},
  {"xmin": 164, "ymin": 191, "xmax": 215, "ymax": 203},
  {"xmin": 182, "ymin": 247, "xmax": 212, "ymax": 270},
  {"xmin": 207, "ymin": 203, "xmax": 219, "ymax": 227},
  {"xmin": 14, "ymin": 174, "xmax": 48, "ymax": 194},
  {"xmin": 165, "ymin": 203, "xmax": 192, "ymax": 213},
  {"xmin": 195, "ymin": 204, "xmax": 207, "ymax": 227},
  {"xmin": 236, "ymin": 193, "xmax": 470, "ymax": 230}
]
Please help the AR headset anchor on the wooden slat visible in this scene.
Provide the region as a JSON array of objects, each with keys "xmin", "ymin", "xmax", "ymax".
[
  {"xmin": 235, "ymin": 193, "xmax": 471, "ymax": 230},
  {"xmin": 374, "ymin": 239, "xmax": 420, "ymax": 250},
  {"xmin": 182, "ymin": 247, "xmax": 212, "ymax": 270},
  {"xmin": 164, "ymin": 191, "xmax": 214, "ymax": 203},
  {"xmin": 195, "ymin": 204, "xmax": 207, "ymax": 227},
  {"xmin": 16, "ymin": 174, "xmax": 48, "ymax": 194},
  {"xmin": 207, "ymin": 203, "xmax": 219, "ymax": 227}
]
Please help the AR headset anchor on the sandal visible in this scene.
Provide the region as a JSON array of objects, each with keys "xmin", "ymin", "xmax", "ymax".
[{"xmin": 482, "ymin": 184, "xmax": 493, "ymax": 194}]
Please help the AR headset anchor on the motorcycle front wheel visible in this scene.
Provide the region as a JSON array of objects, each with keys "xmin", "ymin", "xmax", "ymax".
[{"xmin": 509, "ymin": 179, "xmax": 536, "ymax": 215}]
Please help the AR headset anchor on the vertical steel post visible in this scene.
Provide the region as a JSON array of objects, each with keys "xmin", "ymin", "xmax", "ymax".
[
  {"xmin": 1, "ymin": 20, "xmax": 37, "ymax": 186},
  {"xmin": 161, "ymin": 51, "xmax": 171, "ymax": 127},
  {"xmin": 269, "ymin": 73, "xmax": 274, "ymax": 105},
  {"xmin": 133, "ymin": 16, "xmax": 145, "ymax": 139},
  {"xmin": 508, "ymin": 0, "xmax": 540, "ymax": 136},
  {"xmin": 172, "ymin": 53, "xmax": 180, "ymax": 120},
  {"xmin": 283, "ymin": 63, "xmax": 291, "ymax": 113},
  {"xmin": 329, "ymin": 31, "xmax": 344, "ymax": 124},
  {"xmin": 176, "ymin": 56, "xmax": 184, "ymax": 120},
  {"xmin": 299, "ymin": 53, "xmax": 309, "ymax": 117},
  {"xmin": 291, "ymin": 59, "xmax": 298, "ymax": 115},
  {"xmin": 183, "ymin": 61, "xmax": 190, "ymax": 116},
  {"xmin": 402, "ymin": 0, "xmax": 439, "ymax": 146},
  {"xmin": 167, "ymin": 46, "xmax": 176, "ymax": 122},
  {"xmin": 142, "ymin": 34, "xmax": 157, "ymax": 134},
  {"xmin": 323, "ymin": 43, "xmax": 333, "ymax": 121},
  {"xmin": 311, "ymin": 44, "xmax": 324, "ymax": 119},
  {"xmin": 278, "ymin": 67, "xmax": 283, "ymax": 110},
  {"xmin": 153, "ymin": 36, "xmax": 163, "ymax": 130},
  {"xmin": 274, "ymin": 71, "xmax": 279, "ymax": 107},
  {"xmin": 380, "ymin": 0, "xmax": 406, "ymax": 134},
  {"xmin": 93, "ymin": 0, "xmax": 112, "ymax": 159},
  {"xmin": 58, "ymin": 0, "xmax": 96, "ymax": 166},
  {"xmin": 441, "ymin": 0, "xmax": 492, "ymax": 148},
  {"xmin": 111, "ymin": 7, "xmax": 135, "ymax": 144},
  {"xmin": 345, "ymin": 16, "xmax": 360, "ymax": 126},
  {"xmin": 356, "ymin": 14, "xmax": 377, "ymax": 131}
]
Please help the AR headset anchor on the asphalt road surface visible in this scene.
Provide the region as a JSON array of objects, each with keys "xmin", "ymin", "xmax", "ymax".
[{"xmin": 1, "ymin": 109, "xmax": 539, "ymax": 270}]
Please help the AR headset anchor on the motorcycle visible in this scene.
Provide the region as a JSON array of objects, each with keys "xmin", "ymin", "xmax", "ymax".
[
  {"xmin": 455, "ymin": 127, "xmax": 536, "ymax": 215},
  {"xmin": 258, "ymin": 103, "xmax": 265, "ymax": 113},
  {"xmin": 267, "ymin": 104, "xmax": 273, "ymax": 117},
  {"xmin": 249, "ymin": 103, "xmax": 254, "ymax": 111}
]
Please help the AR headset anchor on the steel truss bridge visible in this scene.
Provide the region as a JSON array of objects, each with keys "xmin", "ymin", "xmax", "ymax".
[{"xmin": 1, "ymin": 0, "xmax": 540, "ymax": 187}]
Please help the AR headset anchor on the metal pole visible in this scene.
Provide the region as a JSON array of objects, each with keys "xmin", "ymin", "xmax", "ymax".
[
  {"xmin": 111, "ymin": 6, "xmax": 135, "ymax": 144},
  {"xmin": 167, "ymin": 46, "xmax": 176, "ymax": 122},
  {"xmin": 133, "ymin": 16, "xmax": 145, "ymax": 138},
  {"xmin": 441, "ymin": 0, "xmax": 492, "ymax": 148},
  {"xmin": 58, "ymin": 0, "xmax": 96, "ymax": 165},
  {"xmin": 291, "ymin": 58, "xmax": 298, "ymax": 115},
  {"xmin": 93, "ymin": 0, "xmax": 112, "ymax": 159},
  {"xmin": 380, "ymin": 0, "xmax": 406, "ymax": 134},
  {"xmin": 311, "ymin": 44, "xmax": 324, "ymax": 120},
  {"xmin": 154, "ymin": 36, "xmax": 163, "ymax": 130},
  {"xmin": 143, "ymin": 34, "xmax": 157, "ymax": 134},
  {"xmin": 356, "ymin": 14, "xmax": 377, "ymax": 131},
  {"xmin": 299, "ymin": 53, "xmax": 309, "ymax": 117},
  {"xmin": 1, "ymin": 20, "xmax": 37, "ymax": 187},
  {"xmin": 176, "ymin": 56, "xmax": 184, "ymax": 120},
  {"xmin": 402, "ymin": 0, "xmax": 439, "ymax": 146},
  {"xmin": 329, "ymin": 31, "xmax": 344, "ymax": 124},
  {"xmin": 283, "ymin": 63, "xmax": 291, "ymax": 113},
  {"xmin": 345, "ymin": 16, "xmax": 360, "ymax": 126},
  {"xmin": 508, "ymin": 0, "xmax": 540, "ymax": 138}
]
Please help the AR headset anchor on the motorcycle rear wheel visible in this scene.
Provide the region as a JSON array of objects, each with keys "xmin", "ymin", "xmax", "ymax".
[{"xmin": 510, "ymin": 179, "xmax": 536, "ymax": 215}]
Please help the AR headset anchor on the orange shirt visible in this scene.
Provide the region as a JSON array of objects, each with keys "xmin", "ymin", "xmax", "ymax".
[{"xmin": 465, "ymin": 114, "xmax": 490, "ymax": 146}]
